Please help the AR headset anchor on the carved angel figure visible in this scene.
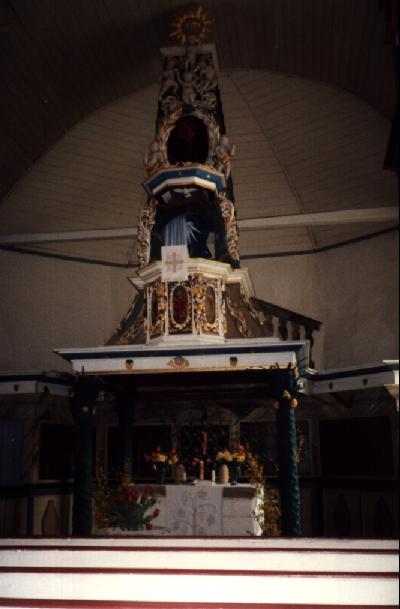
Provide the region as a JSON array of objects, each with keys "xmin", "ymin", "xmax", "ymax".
[
  {"xmin": 159, "ymin": 58, "xmax": 180, "ymax": 101},
  {"xmin": 184, "ymin": 47, "xmax": 198, "ymax": 73},
  {"xmin": 177, "ymin": 69, "xmax": 197, "ymax": 106},
  {"xmin": 144, "ymin": 139, "xmax": 165, "ymax": 175},
  {"xmin": 215, "ymin": 135, "xmax": 236, "ymax": 179},
  {"xmin": 195, "ymin": 56, "xmax": 217, "ymax": 94}
]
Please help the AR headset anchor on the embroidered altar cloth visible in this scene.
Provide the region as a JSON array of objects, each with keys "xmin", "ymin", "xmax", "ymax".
[{"xmin": 166, "ymin": 484, "xmax": 223, "ymax": 536}]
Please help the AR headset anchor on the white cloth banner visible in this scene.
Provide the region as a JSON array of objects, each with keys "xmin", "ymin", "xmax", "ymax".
[
  {"xmin": 161, "ymin": 245, "xmax": 189, "ymax": 282},
  {"xmin": 166, "ymin": 485, "xmax": 223, "ymax": 536}
]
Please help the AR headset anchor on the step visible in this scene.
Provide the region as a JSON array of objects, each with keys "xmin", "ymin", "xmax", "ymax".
[
  {"xmin": 0, "ymin": 545, "xmax": 398, "ymax": 572},
  {"xmin": 0, "ymin": 537, "xmax": 398, "ymax": 550},
  {"xmin": 0, "ymin": 538, "xmax": 398, "ymax": 608}
]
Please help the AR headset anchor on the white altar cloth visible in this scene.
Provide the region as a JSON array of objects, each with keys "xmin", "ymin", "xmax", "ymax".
[
  {"xmin": 166, "ymin": 484, "xmax": 223, "ymax": 536},
  {"xmin": 155, "ymin": 483, "xmax": 261, "ymax": 536},
  {"xmin": 94, "ymin": 484, "xmax": 262, "ymax": 536}
]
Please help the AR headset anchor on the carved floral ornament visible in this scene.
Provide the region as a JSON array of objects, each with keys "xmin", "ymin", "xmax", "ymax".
[
  {"xmin": 148, "ymin": 281, "xmax": 167, "ymax": 338},
  {"xmin": 218, "ymin": 192, "xmax": 240, "ymax": 264},
  {"xmin": 191, "ymin": 275, "xmax": 219, "ymax": 335},
  {"xmin": 137, "ymin": 199, "xmax": 157, "ymax": 268}
]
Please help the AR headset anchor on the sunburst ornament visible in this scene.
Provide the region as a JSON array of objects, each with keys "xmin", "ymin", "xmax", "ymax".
[{"xmin": 170, "ymin": 5, "xmax": 212, "ymax": 46}]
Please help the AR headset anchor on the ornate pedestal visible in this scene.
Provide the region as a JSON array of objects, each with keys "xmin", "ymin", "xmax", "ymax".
[{"xmin": 108, "ymin": 259, "xmax": 270, "ymax": 346}]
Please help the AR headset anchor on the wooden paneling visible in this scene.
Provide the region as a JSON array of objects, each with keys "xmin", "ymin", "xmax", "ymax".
[
  {"xmin": 0, "ymin": 67, "xmax": 397, "ymax": 263},
  {"xmin": 0, "ymin": 0, "xmax": 396, "ymax": 205}
]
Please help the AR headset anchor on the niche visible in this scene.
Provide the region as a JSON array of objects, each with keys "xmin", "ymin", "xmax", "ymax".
[{"xmin": 167, "ymin": 116, "xmax": 208, "ymax": 164}]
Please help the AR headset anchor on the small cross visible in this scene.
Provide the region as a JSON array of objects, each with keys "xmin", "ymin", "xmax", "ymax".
[{"xmin": 166, "ymin": 252, "xmax": 184, "ymax": 273}]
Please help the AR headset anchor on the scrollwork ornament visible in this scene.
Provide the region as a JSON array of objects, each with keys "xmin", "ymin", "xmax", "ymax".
[
  {"xmin": 191, "ymin": 275, "xmax": 219, "ymax": 335},
  {"xmin": 191, "ymin": 277, "xmax": 206, "ymax": 334},
  {"xmin": 240, "ymin": 286, "xmax": 262, "ymax": 323},
  {"xmin": 225, "ymin": 294, "xmax": 252, "ymax": 338},
  {"xmin": 218, "ymin": 192, "xmax": 240, "ymax": 264},
  {"xmin": 149, "ymin": 281, "xmax": 167, "ymax": 338},
  {"xmin": 221, "ymin": 296, "xmax": 228, "ymax": 337},
  {"xmin": 137, "ymin": 199, "xmax": 157, "ymax": 268}
]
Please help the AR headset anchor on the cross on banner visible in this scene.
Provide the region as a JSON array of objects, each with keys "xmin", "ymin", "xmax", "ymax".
[
  {"xmin": 161, "ymin": 245, "xmax": 189, "ymax": 281},
  {"xmin": 166, "ymin": 252, "xmax": 184, "ymax": 273}
]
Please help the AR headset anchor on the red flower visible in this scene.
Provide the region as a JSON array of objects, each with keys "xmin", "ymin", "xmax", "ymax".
[
  {"xmin": 128, "ymin": 488, "xmax": 138, "ymax": 501},
  {"xmin": 170, "ymin": 448, "xmax": 177, "ymax": 455},
  {"xmin": 146, "ymin": 523, "xmax": 153, "ymax": 530},
  {"xmin": 153, "ymin": 508, "xmax": 160, "ymax": 518},
  {"xmin": 231, "ymin": 441, "xmax": 238, "ymax": 449}
]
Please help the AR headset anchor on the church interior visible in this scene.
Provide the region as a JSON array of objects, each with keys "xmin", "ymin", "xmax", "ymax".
[{"xmin": 0, "ymin": 1, "xmax": 398, "ymax": 606}]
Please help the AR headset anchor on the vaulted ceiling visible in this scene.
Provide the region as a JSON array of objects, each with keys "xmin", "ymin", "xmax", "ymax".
[{"xmin": 0, "ymin": 0, "xmax": 398, "ymax": 264}]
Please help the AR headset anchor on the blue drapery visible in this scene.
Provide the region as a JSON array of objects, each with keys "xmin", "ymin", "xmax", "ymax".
[{"xmin": 164, "ymin": 214, "xmax": 200, "ymax": 247}]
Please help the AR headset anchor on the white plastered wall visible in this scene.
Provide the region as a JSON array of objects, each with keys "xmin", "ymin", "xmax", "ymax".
[
  {"xmin": 0, "ymin": 233, "xmax": 398, "ymax": 372},
  {"xmin": 0, "ymin": 69, "xmax": 398, "ymax": 373},
  {"xmin": 0, "ymin": 250, "xmax": 132, "ymax": 372},
  {"xmin": 317, "ymin": 230, "xmax": 399, "ymax": 369}
]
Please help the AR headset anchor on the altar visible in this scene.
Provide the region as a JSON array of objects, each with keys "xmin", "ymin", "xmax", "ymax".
[
  {"xmin": 96, "ymin": 483, "xmax": 262, "ymax": 537},
  {"xmin": 57, "ymin": 13, "xmax": 307, "ymax": 540}
]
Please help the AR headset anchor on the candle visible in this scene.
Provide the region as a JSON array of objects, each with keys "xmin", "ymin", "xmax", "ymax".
[
  {"xmin": 211, "ymin": 469, "xmax": 216, "ymax": 483},
  {"xmin": 199, "ymin": 460, "xmax": 204, "ymax": 480}
]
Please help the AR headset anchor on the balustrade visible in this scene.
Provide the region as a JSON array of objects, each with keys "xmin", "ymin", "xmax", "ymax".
[{"xmin": 250, "ymin": 297, "xmax": 321, "ymax": 368}]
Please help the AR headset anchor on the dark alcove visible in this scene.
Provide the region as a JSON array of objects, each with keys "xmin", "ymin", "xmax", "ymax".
[{"xmin": 167, "ymin": 116, "xmax": 208, "ymax": 164}]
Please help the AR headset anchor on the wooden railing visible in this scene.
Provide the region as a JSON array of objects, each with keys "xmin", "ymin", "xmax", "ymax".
[{"xmin": 251, "ymin": 297, "xmax": 322, "ymax": 368}]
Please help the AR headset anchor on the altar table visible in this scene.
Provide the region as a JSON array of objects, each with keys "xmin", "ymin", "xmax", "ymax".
[{"xmin": 147, "ymin": 483, "xmax": 262, "ymax": 536}]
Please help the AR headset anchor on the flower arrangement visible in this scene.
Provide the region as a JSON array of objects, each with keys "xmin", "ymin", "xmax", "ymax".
[
  {"xmin": 216, "ymin": 441, "xmax": 246, "ymax": 463},
  {"xmin": 144, "ymin": 447, "xmax": 179, "ymax": 483},
  {"xmin": 111, "ymin": 484, "xmax": 159, "ymax": 531},
  {"xmin": 93, "ymin": 466, "xmax": 161, "ymax": 532},
  {"xmin": 145, "ymin": 446, "xmax": 179, "ymax": 469}
]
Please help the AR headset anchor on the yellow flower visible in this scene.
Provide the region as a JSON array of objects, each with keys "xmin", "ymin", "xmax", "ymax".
[
  {"xmin": 291, "ymin": 398, "xmax": 298, "ymax": 408},
  {"xmin": 283, "ymin": 390, "xmax": 291, "ymax": 399}
]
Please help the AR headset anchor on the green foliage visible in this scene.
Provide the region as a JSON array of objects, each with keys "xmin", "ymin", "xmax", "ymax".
[{"xmin": 246, "ymin": 452, "xmax": 281, "ymax": 537}]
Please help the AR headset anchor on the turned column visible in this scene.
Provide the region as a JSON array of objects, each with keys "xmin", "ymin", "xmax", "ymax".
[
  {"xmin": 271, "ymin": 367, "xmax": 302, "ymax": 537},
  {"xmin": 70, "ymin": 375, "xmax": 102, "ymax": 536}
]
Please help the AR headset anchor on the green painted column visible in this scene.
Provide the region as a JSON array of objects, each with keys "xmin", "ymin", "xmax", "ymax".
[
  {"xmin": 115, "ymin": 389, "xmax": 136, "ymax": 478},
  {"xmin": 70, "ymin": 376, "xmax": 102, "ymax": 536},
  {"xmin": 272, "ymin": 366, "xmax": 303, "ymax": 537}
]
